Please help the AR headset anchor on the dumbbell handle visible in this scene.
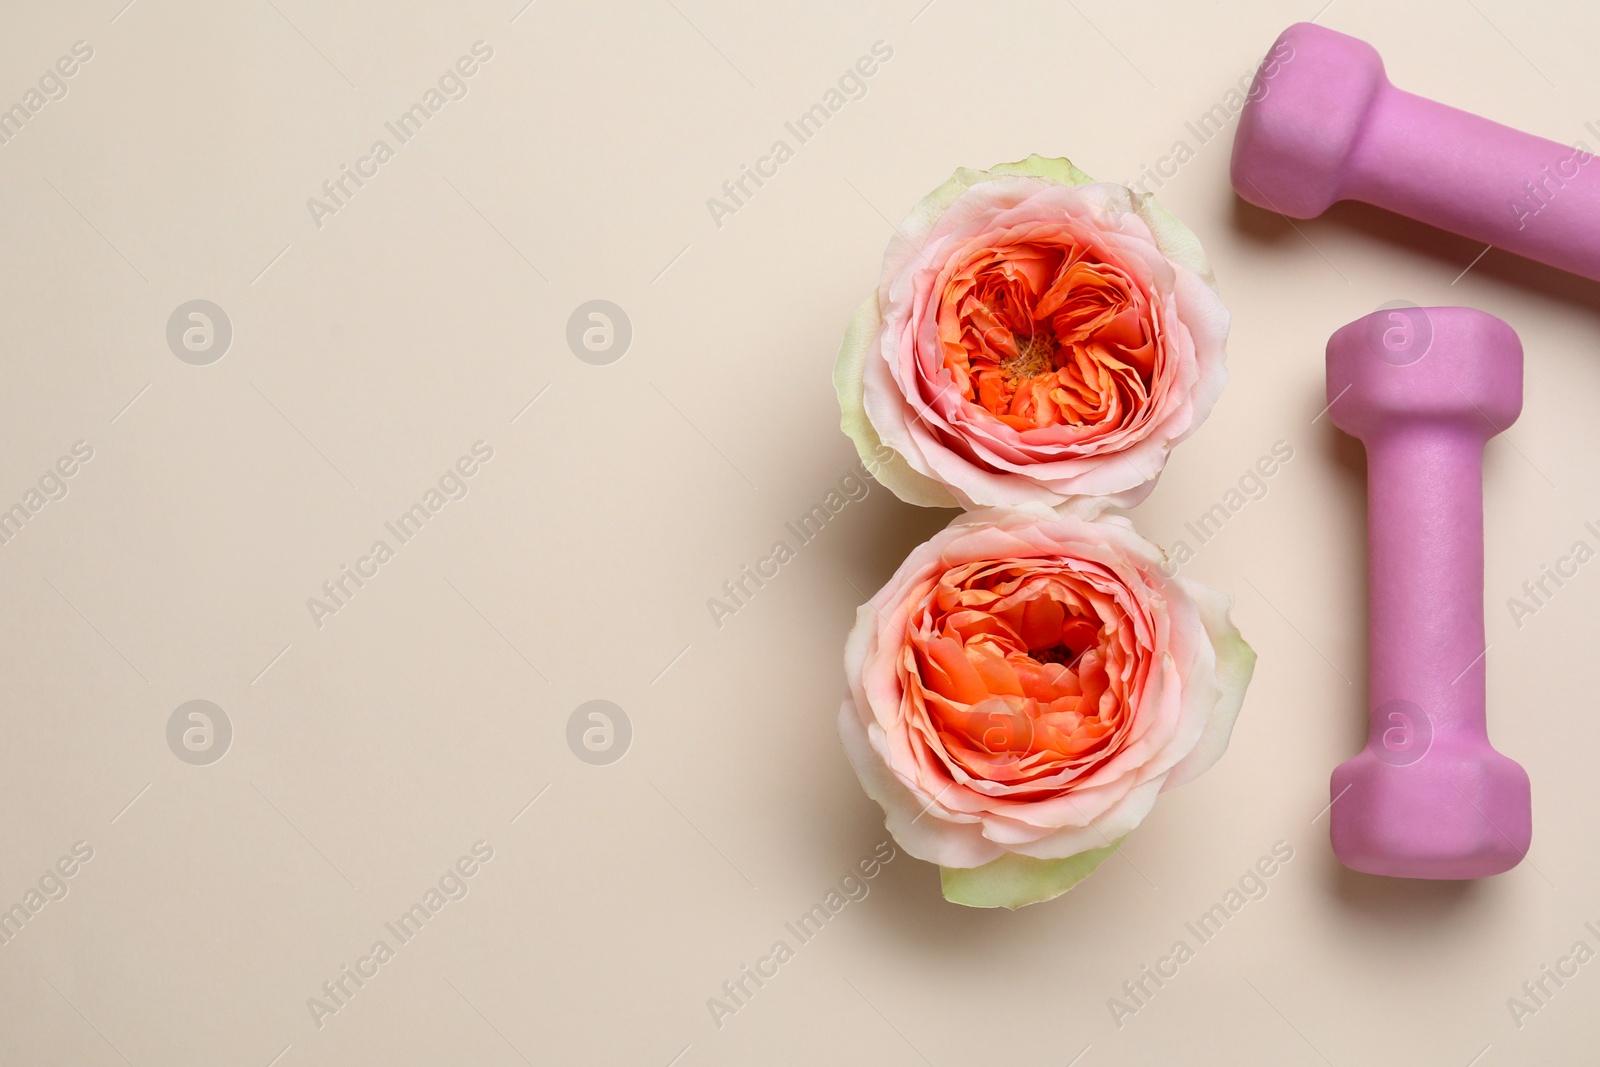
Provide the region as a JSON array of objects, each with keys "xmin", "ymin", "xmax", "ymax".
[
  {"xmin": 1234, "ymin": 22, "xmax": 1600, "ymax": 282},
  {"xmin": 1351, "ymin": 90, "xmax": 1600, "ymax": 279},
  {"xmin": 1364, "ymin": 426, "xmax": 1487, "ymax": 739}
]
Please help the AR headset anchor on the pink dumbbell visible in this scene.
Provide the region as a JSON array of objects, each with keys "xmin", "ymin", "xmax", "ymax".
[
  {"xmin": 1232, "ymin": 22, "xmax": 1600, "ymax": 281},
  {"xmin": 1325, "ymin": 307, "xmax": 1530, "ymax": 879}
]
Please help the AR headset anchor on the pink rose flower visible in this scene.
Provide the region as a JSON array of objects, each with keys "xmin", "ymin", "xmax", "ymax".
[
  {"xmin": 835, "ymin": 155, "xmax": 1231, "ymax": 510},
  {"xmin": 839, "ymin": 505, "xmax": 1255, "ymax": 908}
]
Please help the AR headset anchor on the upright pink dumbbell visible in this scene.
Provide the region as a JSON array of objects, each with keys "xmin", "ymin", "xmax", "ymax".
[
  {"xmin": 1232, "ymin": 22, "xmax": 1600, "ymax": 281},
  {"xmin": 1326, "ymin": 307, "xmax": 1530, "ymax": 879}
]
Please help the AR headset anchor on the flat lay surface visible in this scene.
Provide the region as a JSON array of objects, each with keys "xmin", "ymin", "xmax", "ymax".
[{"xmin": 1, "ymin": 0, "xmax": 1597, "ymax": 1063}]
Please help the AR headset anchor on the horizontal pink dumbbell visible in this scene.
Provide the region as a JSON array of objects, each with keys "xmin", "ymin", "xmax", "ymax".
[
  {"xmin": 1326, "ymin": 306, "xmax": 1530, "ymax": 879},
  {"xmin": 1232, "ymin": 22, "xmax": 1600, "ymax": 281}
]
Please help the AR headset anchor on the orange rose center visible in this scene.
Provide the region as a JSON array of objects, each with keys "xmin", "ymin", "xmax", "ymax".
[
  {"xmin": 937, "ymin": 241, "xmax": 1158, "ymax": 433},
  {"xmin": 907, "ymin": 560, "xmax": 1132, "ymax": 792}
]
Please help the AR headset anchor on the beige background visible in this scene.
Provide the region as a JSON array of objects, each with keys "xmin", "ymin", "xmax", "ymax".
[{"xmin": 0, "ymin": 0, "xmax": 1597, "ymax": 1063}]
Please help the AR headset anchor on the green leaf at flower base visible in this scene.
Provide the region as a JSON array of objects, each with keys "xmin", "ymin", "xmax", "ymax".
[{"xmin": 940, "ymin": 840, "xmax": 1124, "ymax": 910}]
